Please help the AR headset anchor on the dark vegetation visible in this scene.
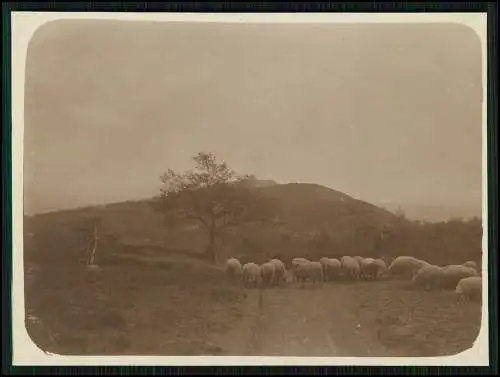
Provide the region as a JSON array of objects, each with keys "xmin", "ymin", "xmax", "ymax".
[{"xmin": 24, "ymin": 182, "xmax": 482, "ymax": 269}]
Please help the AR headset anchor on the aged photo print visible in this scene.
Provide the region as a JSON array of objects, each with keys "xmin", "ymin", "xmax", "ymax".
[{"xmin": 11, "ymin": 12, "xmax": 488, "ymax": 365}]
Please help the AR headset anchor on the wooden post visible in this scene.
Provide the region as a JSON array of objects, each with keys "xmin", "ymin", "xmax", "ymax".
[{"xmin": 88, "ymin": 220, "xmax": 99, "ymax": 266}]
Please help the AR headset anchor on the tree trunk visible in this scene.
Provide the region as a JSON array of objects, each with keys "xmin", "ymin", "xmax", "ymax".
[
  {"xmin": 208, "ymin": 229, "xmax": 217, "ymax": 264},
  {"xmin": 203, "ymin": 217, "xmax": 218, "ymax": 265}
]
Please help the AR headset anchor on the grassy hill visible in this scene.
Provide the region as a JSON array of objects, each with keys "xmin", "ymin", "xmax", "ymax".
[
  {"xmin": 24, "ymin": 183, "xmax": 399, "ymax": 264},
  {"xmin": 24, "ymin": 182, "xmax": 482, "ymax": 269},
  {"xmin": 255, "ymin": 183, "xmax": 397, "ymax": 230}
]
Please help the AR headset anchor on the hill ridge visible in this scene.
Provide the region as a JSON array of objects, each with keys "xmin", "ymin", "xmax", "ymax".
[{"xmin": 26, "ymin": 182, "xmax": 393, "ymax": 221}]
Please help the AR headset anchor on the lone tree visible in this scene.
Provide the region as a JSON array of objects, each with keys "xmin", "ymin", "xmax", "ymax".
[{"xmin": 157, "ymin": 152, "xmax": 279, "ymax": 264}]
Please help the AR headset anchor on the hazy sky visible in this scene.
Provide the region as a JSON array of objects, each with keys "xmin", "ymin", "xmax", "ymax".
[{"xmin": 24, "ymin": 20, "xmax": 483, "ymax": 215}]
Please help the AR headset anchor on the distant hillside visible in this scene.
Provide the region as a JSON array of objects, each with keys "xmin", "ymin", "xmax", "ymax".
[
  {"xmin": 24, "ymin": 183, "xmax": 402, "ymax": 265},
  {"xmin": 379, "ymin": 202, "xmax": 482, "ymax": 222},
  {"xmin": 254, "ymin": 183, "xmax": 398, "ymax": 231}
]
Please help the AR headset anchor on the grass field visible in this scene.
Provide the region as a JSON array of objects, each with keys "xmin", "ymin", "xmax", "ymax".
[
  {"xmin": 24, "ymin": 248, "xmax": 482, "ymax": 357},
  {"xmin": 25, "ymin": 254, "xmax": 246, "ymax": 355},
  {"xmin": 345, "ymin": 280, "xmax": 482, "ymax": 357}
]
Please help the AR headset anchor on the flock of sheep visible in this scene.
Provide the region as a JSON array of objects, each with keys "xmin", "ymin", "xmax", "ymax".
[{"xmin": 225, "ymin": 255, "xmax": 482, "ymax": 302}]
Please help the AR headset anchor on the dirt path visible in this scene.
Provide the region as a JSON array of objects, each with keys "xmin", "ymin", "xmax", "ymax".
[
  {"xmin": 109, "ymin": 252, "xmax": 391, "ymax": 356},
  {"xmin": 212, "ymin": 281, "xmax": 392, "ymax": 357}
]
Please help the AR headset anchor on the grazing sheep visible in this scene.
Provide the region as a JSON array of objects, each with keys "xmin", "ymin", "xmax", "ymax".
[
  {"xmin": 292, "ymin": 257, "xmax": 310, "ymax": 266},
  {"xmin": 319, "ymin": 257, "xmax": 329, "ymax": 268},
  {"xmin": 455, "ymin": 276, "xmax": 482, "ymax": 302},
  {"xmin": 319, "ymin": 257, "xmax": 331, "ymax": 278},
  {"xmin": 309, "ymin": 261, "xmax": 325, "ymax": 286},
  {"xmin": 291, "ymin": 258, "xmax": 311, "ymax": 282},
  {"xmin": 385, "ymin": 256, "xmax": 429, "ymax": 279},
  {"xmin": 242, "ymin": 263, "xmax": 261, "ymax": 288},
  {"xmin": 260, "ymin": 262, "xmax": 276, "ymax": 288},
  {"xmin": 361, "ymin": 258, "xmax": 386, "ymax": 280},
  {"xmin": 374, "ymin": 259, "xmax": 388, "ymax": 275},
  {"xmin": 323, "ymin": 258, "xmax": 342, "ymax": 280},
  {"xmin": 442, "ymin": 265, "xmax": 478, "ymax": 289},
  {"xmin": 353, "ymin": 256, "xmax": 364, "ymax": 264},
  {"xmin": 329, "ymin": 258, "xmax": 342, "ymax": 268},
  {"xmin": 381, "ymin": 256, "xmax": 395, "ymax": 270},
  {"xmin": 226, "ymin": 258, "xmax": 243, "ymax": 281},
  {"xmin": 463, "ymin": 261, "xmax": 478, "ymax": 270},
  {"xmin": 341, "ymin": 256, "xmax": 360, "ymax": 280},
  {"xmin": 270, "ymin": 259, "xmax": 287, "ymax": 285},
  {"xmin": 363, "ymin": 263, "xmax": 381, "ymax": 280},
  {"xmin": 359, "ymin": 258, "xmax": 376, "ymax": 280},
  {"xmin": 294, "ymin": 261, "xmax": 324, "ymax": 288},
  {"xmin": 412, "ymin": 264, "xmax": 446, "ymax": 290},
  {"xmin": 341, "ymin": 256, "xmax": 353, "ymax": 262},
  {"xmin": 318, "ymin": 257, "xmax": 337, "ymax": 280}
]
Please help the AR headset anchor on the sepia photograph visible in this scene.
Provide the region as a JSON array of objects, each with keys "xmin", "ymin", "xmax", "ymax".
[{"xmin": 12, "ymin": 12, "xmax": 488, "ymax": 365}]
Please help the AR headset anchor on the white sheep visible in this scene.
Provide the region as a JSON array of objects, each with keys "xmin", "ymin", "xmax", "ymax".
[
  {"xmin": 374, "ymin": 258, "xmax": 387, "ymax": 274},
  {"xmin": 359, "ymin": 257, "xmax": 376, "ymax": 279},
  {"xmin": 463, "ymin": 261, "xmax": 478, "ymax": 270},
  {"xmin": 385, "ymin": 256, "xmax": 429, "ymax": 279},
  {"xmin": 242, "ymin": 263, "xmax": 261, "ymax": 288},
  {"xmin": 361, "ymin": 258, "xmax": 388, "ymax": 280},
  {"xmin": 340, "ymin": 256, "xmax": 351, "ymax": 265},
  {"xmin": 291, "ymin": 258, "xmax": 311, "ymax": 282},
  {"xmin": 341, "ymin": 256, "xmax": 360, "ymax": 280},
  {"xmin": 455, "ymin": 276, "xmax": 482, "ymax": 302},
  {"xmin": 319, "ymin": 257, "xmax": 329, "ymax": 268},
  {"xmin": 353, "ymin": 256, "xmax": 364, "ymax": 264},
  {"xmin": 412, "ymin": 264, "xmax": 446, "ymax": 290},
  {"xmin": 323, "ymin": 258, "xmax": 342, "ymax": 280},
  {"xmin": 260, "ymin": 262, "xmax": 276, "ymax": 288},
  {"xmin": 292, "ymin": 257, "xmax": 310, "ymax": 266},
  {"xmin": 442, "ymin": 265, "xmax": 478, "ymax": 289},
  {"xmin": 294, "ymin": 261, "xmax": 324, "ymax": 288},
  {"xmin": 226, "ymin": 258, "xmax": 243, "ymax": 281},
  {"xmin": 329, "ymin": 258, "xmax": 342, "ymax": 268},
  {"xmin": 270, "ymin": 258, "xmax": 286, "ymax": 285},
  {"xmin": 319, "ymin": 257, "xmax": 331, "ymax": 278}
]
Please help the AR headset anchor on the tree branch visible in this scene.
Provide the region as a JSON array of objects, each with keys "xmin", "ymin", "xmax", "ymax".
[
  {"xmin": 220, "ymin": 220, "xmax": 243, "ymax": 229},
  {"xmin": 180, "ymin": 208, "xmax": 209, "ymax": 228}
]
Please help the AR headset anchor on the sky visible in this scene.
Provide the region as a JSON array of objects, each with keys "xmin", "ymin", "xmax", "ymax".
[{"xmin": 23, "ymin": 20, "xmax": 483, "ymax": 215}]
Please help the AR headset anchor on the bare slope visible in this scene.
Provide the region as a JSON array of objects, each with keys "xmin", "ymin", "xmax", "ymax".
[
  {"xmin": 24, "ymin": 183, "xmax": 399, "ymax": 265},
  {"xmin": 256, "ymin": 182, "xmax": 398, "ymax": 231}
]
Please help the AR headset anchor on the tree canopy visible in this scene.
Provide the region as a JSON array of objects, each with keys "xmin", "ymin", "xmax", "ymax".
[{"xmin": 157, "ymin": 152, "xmax": 279, "ymax": 263}]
